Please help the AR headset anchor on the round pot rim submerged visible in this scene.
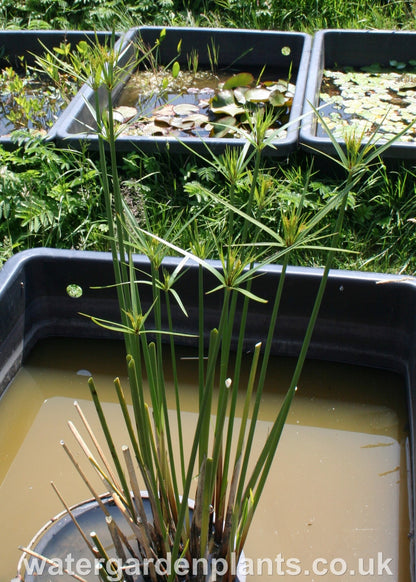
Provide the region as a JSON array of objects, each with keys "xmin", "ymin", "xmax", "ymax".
[
  {"xmin": 17, "ymin": 492, "xmax": 116, "ymax": 579},
  {"xmin": 17, "ymin": 491, "xmax": 246, "ymax": 582}
]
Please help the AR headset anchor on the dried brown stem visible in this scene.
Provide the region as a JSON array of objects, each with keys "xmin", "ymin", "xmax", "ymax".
[
  {"xmin": 74, "ymin": 400, "xmax": 120, "ymax": 487},
  {"xmin": 60, "ymin": 440, "xmax": 139, "ymax": 560},
  {"xmin": 50, "ymin": 481, "xmax": 98, "ymax": 556},
  {"xmin": 18, "ymin": 546, "xmax": 88, "ymax": 582}
]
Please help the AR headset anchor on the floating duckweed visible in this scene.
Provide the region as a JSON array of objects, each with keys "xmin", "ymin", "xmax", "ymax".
[
  {"xmin": 66, "ymin": 284, "xmax": 83, "ymax": 298},
  {"xmin": 319, "ymin": 63, "xmax": 416, "ymax": 142}
]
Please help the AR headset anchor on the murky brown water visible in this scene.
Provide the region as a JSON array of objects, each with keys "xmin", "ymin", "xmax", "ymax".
[{"xmin": 0, "ymin": 338, "xmax": 410, "ymax": 581}]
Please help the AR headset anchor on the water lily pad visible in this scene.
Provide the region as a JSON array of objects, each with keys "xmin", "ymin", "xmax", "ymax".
[
  {"xmin": 170, "ymin": 117, "xmax": 198, "ymax": 130},
  {"xmin": 210, "ymin": 90, "xmax": 245, "ymax": 116},
  {"xmin": 210, "ymin": 116, "xmax": 237, "ymax": 138},
  {"xmin": 223, "ymin": 72, "xmax": 254, "ymax": 90},
  {"xmin": 233, "ymin": 87, "xmax": 248, "ymax": 105},
  {"xmin": 245, "ymin": 88, "xmax": 271, "ymax": 103},
  {"xmin": 139, "ymin": 122, "xmax": 168, "ymax": 136},
  {"xmin": 361, "ymin": 64, "xmax": 384, "ymax": 73},
  {"xmin": 265, "ymin": 81, "xmax": 288, "ymax": 93},
  {"xmin": 198, "ymin": 99, "xmax": 210, "ymax": 108},
  {"xmin": 265, "ymin": 128, "xmax": 283, "ymax": 139},
  {"xmin": 211, "ymin": 90, "xmax": 236, "ymax": 108},
  {"xmin": 390, "ymin": 60, "xmax": 407, "ymax": 70},
  {"xmin": 269, "ymin": 90, "xmax": 287, "ymax": 107},
  {"xmin": 398, "ymin": 78, "xmax": 416, "ymax": 91},
  {"xmin": 186, "ymin": 113, "xmax": 209, "ymax": 126},
  {"xmin": 118, "ymin": 65, "xmax": 295, "ymax": 140},
  {"xmin": 211, "ymin": 102, "xmax": 246, "ymax": 117},
  {"xmin": 153, "ymin": 104, "xmax": 175, "ymax": 116},
  {"xmin": 286, "ymin": 82, "xmax": 296, "ymax": 96},
  {"xmin": 164, "ymin": 113, "xmax": 209, "ymax": 131},
  {"xmin": 319, "ymin": 66, "xmax": 416, "ymax": 143},
  {"xmin": 113, "ymin": 106, "xmax": 137, "ymax": 123},
  {"xmin": 154, "ymin": 116, "xmax": 172, "ymax": 127},
  {"xmin": 173, "ymin": 103, "xmax": 200, "ymax": 116}
]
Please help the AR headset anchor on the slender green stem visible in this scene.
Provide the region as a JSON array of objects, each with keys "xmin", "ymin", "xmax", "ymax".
[
  {"xmin": 199, "ymin": 457, "xmax": 214, "ymax": 559},
  {"xmin": 148, "ymin": 269, "xmax": 180, "ymax": 505},
  {"xmin": 165, "ymin": 289, "xmax": 185, "ymax": 492},
  {"xmin": 221, "ymin": 139, "xmax": 265, "ymax": 504},
  {"xmin": 169, "ymin": 292, "xmax": 231, "ymax": 582},
  {"xmin": 288, "ymin": 185, "xmax": 351, "ymax": 391},
  {"xmin": 241, "ymin": 149, "xmax": 261, "ymax": 246},
  {"xmin": 235, "ymin": 342, "xmax": 262, "ymax": 461},
  {"xmin": 241, "ymin": 181, "xmax": 353, "ymax": 516},
  {"xmin": 236, "ymin": 254, "xmax": 290, "ymax": 501},
  {"xmin": 198, "ymin": 264, "xmax": 205, "ymax": 400},
  {"xmin": 88, "ymin": 378, "xmax": 135, "ymax": 518},
  {"xmin": 114, "ymin": 376, "xmax": 143, "ymax": 467},
  {"xmin": 198, "ymin": 327, "xmax": 216, "ymax": 469},
  {"xmin": 126, "ymin": 355, "xmax": 152, "ymax": 470}
]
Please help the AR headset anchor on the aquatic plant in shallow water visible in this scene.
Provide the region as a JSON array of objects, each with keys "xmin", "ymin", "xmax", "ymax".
[
  {"xmin": 0, "ymin": 66, "xmax": 62, "ymax": 135},
  {"xmin": 0, "ymin": 39, "xmax": 98, "ymax": 137},
  {"xmin": 18, "ymin": 34, "xmax": 406, "ymax": 582},
  {"xmin": 114, "ymin": 52, "xmax": 294, "ymax": 140}
]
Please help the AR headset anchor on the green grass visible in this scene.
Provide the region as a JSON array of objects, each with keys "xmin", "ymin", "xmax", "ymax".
[
  {"xmin": 0, "ymin": 0, "xmax": 415, "ymax": 32},
  {"xmin": 1, "ymin": 135, "xmax": 415, "ymax": 274},
  {"xmin": 0, "ymin": 0, "xmax": 415, "ymax": 274}
]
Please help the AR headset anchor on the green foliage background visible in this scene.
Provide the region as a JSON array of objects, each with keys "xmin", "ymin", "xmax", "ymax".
[
  {"xmin": 0, "ymin": 0, "xmax": 415, "ymax": 274},
  {"xmin": 0, "ymin": 0, "xmax": 414, "ymax": 31}
]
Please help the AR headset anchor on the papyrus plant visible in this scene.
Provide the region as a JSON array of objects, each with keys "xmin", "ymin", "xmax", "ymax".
[{"xmin": 20, "ymin": 34, "xmax": 405, "ymax": 582}]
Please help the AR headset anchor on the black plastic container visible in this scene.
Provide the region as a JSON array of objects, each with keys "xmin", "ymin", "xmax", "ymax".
[
  {"xmin": 300, "ymin": 29, "xmax": 416, "ymax": 160},
  {"xmin": 1, "ymin": 248, "xmax": 416, "ymax": 396},
  {"xmin": 54, "ymin": 26, "xmax": 311, "ymax": 157},
  {"xmin": 1, "ymin": 248, "xmax": 415, "ymax": 579},
  {"xmin": 0, "ymin": 30, "xmax": 118, "ymax": 148}
]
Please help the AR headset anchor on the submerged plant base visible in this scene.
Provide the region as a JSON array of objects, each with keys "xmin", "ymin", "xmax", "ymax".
[
  {"xmin": 319, "ymin": 64, "xmax": 416, "ymax": 142},
  {"xmin": 115, "ymin": 68, "xmax": 294, "ymax": 140},
  {"xmin": 19, "ymin": 491, "xmax": 246, "ymax": 582},
  {"xmin": 19, "ymin": 494, "xmax": 195, "ymax": 582}
]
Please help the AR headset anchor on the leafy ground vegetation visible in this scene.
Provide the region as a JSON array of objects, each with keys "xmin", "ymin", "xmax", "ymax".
[
  {"xmin": 0, "ymin": 0, "xmax": 415, "ymax": 32},
  {"xmin": 0, "ymin": 0, "xmax": 415, "ymax": 274}
]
